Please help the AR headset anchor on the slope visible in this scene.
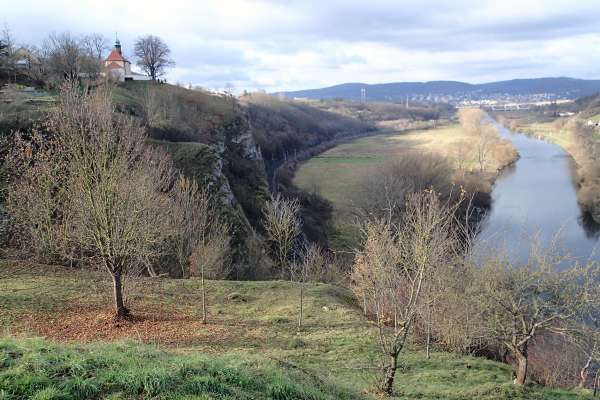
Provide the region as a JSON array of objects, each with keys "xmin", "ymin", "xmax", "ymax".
[{"xmin": 0, "ymin": 261, "xmax": 591, "ymax": 399}]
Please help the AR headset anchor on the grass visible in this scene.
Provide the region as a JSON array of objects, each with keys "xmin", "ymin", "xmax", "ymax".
[
  {"xmin": 0, "ymin": 337, "xmax": 343, "ymax": 400},
  {"xmin": 520, "ymin": 122, "xmax": 572, "ymax": 150},
  {"xmin": 294, "ymin": 125, "xmax": 468, "ymax": 211},
  {"xmin": 589, "ymin": 114, "xmax": 600, "ymax": 121},
  {"xmin": 293, "ymin": 124, "xmax": 495, "ymax": 250},
  {"xmin": 0, "ymin": 85, "xmax": 55, "ymax": 133},
  {"xmin": 0, "ymin": 260, "xmax": 591, "ymax": 399}
]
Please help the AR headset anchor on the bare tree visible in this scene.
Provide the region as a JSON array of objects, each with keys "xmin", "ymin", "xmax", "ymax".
[
  {"xmin": 42, "ymin": 32, "xmax": 101, "ymax": 82},
  {"xmin": 0, "ymin": 24, "xmax": 16, "ymax": 81},
  {"xmin": 458, "ymin": 108, "xmax": 493, "ymax": 171},
  {"xmin": 357, "ymin": 153, "xmax": 452, "ymax": 221},
  {"xmin": 0, "ymin": 24, "xmax": 14, "ymax": 62},
  {"xmin": 81, "ymin": 33, "xmax": 109, "ymax": 60},
  {"xmin": 134, "ymin": 35, "xmax": 175, "ymax": 80},
  {"xmin": 352, "ymin": 190, "xmax": 460, "ymax": 394},
  {"xmin": 294, "ymin": 242, "xmax": 331, "ymax": 329},
  {"xmin": 262, "ymin": 194, "xmax": 302, "ymax": 279},
  {"xmin": 173, "ymin": 176, "xmax": 231, "ymax": 324},
  {"xmin": 571, "ymin": 322, "xmax": 600, "ymax": 390},
  {"xmin": 7, "ymin": 84, "xmax": 174, "ymax": 319},
  {"xmin": 450, "ymin": 139, "xmax": 473, "ymax": 174},
  {"xmin": 141, "ymin": 85, "xmax": 167, "ymax": 127},
  {"xmin": 473, "ymin": 248, "xmax": 597, "ymax": 386},
  {"xmin": 457, "ymin": 108, "xmax": 516, "ymax": 172},
  {"xmin": 190, "ymin": 220, "xmax": 230, "ymax": 324},
  {"xmin": 42, "ymin": 32, "xmax": 82, "ymax": 81}
]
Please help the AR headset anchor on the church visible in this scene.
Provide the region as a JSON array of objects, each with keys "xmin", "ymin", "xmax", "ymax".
[{"xmin": 104, "ymin": 39, "xmax": 151, "ymax": 82}]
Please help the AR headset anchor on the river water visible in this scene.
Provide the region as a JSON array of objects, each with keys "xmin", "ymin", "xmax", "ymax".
[{"xmin": 475, "ymin": 124, "xmax": 600, "ymax": 265}]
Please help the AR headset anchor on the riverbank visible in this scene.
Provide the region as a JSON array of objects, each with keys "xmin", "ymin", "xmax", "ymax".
[
  {"xmin": 494, "ymin": 112, "xmax": 600, "ymax": 224},
  {"xmin": 294, "ymin": 122, "xmax": 518, "ymax": 251},
  {"xmin": 494, "ymin": 114, "xmax": 572, "ymax": 150}
]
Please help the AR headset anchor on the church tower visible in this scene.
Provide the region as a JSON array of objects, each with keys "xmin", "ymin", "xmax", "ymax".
[{"xmin": 104, "ymin": 36, "xmax": 131, "ymax": 81}]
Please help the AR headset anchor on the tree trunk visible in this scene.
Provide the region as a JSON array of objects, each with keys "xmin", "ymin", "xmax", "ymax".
[
  {"xmin": 201, "ymin": 264, "xmax": 207, "ymax": 324},
  {"xmin": 381, "ymin": 353, "xmax": 398, "ymax": 395},
  {"xmin": 580, "ymin": 355, "xmax": 592, "ymax": 388},
  {"xmin": 593, "ymin": 368, "xmax": 600, "ymax": 397},
  {"xmin": 298, "ymin": 282, "xmax": 303, "ymax": 330},
  {"xmin": 426, "ymin": 322, "xmax": 431, "ymax": 360},
  {"xmin": 426, "ymin": 303, "xmax": 432, "ymax": 359},
  {"xmin": 112, "ymin": 271, "xmax": 128, "ymax": 319},
  {"xmin": 514, "ymin": 346, "xmax": 528, "ymax": 386}
]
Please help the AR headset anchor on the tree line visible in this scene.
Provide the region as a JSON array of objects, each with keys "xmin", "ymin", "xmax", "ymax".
[
  {"xmin": 0, "ymin": 26, "xmax": 174, "ymax": 85},
  {"xmin": 351, "ymin": 184, "xmax": 600, "ymax": 393},
  {"xmin": 5, "ymin": 83, "xmax": 338, "ymax": 326}
]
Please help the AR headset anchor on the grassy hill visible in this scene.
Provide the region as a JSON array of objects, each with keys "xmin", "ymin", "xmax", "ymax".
[{"xmin": 0, "ymin": 260, "xmax": 591, "ymax": 399}]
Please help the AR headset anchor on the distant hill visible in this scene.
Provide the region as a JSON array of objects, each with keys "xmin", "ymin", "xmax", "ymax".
[{"xmin": 279, "ymin": 77, "xmax": 600, "ymax": 102}]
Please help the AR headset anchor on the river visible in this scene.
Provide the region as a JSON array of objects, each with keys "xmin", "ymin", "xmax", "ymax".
[{"xmin": 475, "ymin": 124, "xmax": 600, "ymax": 265}]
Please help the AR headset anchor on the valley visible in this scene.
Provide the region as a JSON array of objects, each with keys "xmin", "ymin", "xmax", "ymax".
[{"xmin": 2, "ymin": 12, "xmax": 600, "ymax": 398}]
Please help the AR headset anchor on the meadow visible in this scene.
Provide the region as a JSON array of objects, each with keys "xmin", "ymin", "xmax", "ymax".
[
  {"xmin": 297, "ymin": 125, "xmax": 455, "ymax": 205},
  {"xmin": 517, "ymin": 121, "xmax": 572, "ymax": 149},
  {"xmin": 0, "ymin": 260, "xmax": 590, "ymax": 400},
  {"xmin": 293, "ymin": 123, "xmax": 503, "ymax": 250}
]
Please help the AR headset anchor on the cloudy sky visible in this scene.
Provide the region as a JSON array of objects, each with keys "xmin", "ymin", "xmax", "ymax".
[{"xmin": 4, "ymin": 0, "xmax": 600, "ymax": 92}]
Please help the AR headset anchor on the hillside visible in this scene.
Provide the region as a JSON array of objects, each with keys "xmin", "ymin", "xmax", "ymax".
[
  {"xmin": 0, "ymin": 82, "xmax": 377, "ymax": 274},
  {"xmin": 0, "ymin": 261, "xmax": 590, "ymax": 400},
  {"xmin": 280, "ymin": 77, "xmax": 600, "ymax": 102}
]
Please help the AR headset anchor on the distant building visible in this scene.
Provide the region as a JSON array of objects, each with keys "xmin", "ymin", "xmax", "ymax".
[
  {"xmin": 13, "ymin": 48, "xmax": 42, "ymax": 71},
  {"xmin": 103, "ymin": 39, "xmax": 150, "ymax": 82}
]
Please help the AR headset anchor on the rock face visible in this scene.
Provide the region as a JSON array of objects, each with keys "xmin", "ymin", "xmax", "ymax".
[
  {"xmin": 214, "ymin": 113, "xmax": 265, "ymax": 209},
  {"xmin": 219, "ymin": 114, "xmax": 269, "ymax": 229},
  {"xmin": 230, "ymin": 119, "xmax": 263, "ymax": 161},
  {"xmin": 212, "ymin": 147, "xmax": 237, "ymax": 206}
]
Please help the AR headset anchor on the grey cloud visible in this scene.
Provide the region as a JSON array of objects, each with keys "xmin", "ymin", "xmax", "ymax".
[{"xmin": 4, "ymin": 0, "xmax": 600, "ymax": 91}]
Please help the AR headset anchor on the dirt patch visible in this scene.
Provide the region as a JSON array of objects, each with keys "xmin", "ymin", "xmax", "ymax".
[{"xmin": 19, "ymin": 306, "xmax": 264, "ymax": 347}]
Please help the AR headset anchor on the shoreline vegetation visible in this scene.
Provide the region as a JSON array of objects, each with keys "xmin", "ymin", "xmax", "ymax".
[
  {"xmin": 495, "ymin": 111, "xmax": 600, "ymax": 224},
  {"xmin": 293, "ymin": 109, "xmax": 518, "ymax": 251}
]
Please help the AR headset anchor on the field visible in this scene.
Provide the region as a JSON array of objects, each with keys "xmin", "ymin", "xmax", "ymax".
[
  {"xmin": 0, "ymin": 260, "xmax": 591, "ymax": 399},
  {"xmin": 294, "ymin": 124, "xmax": 501, "ymax": 250},
  {"xmin": 293, "ymin": 123, "xmax": 509, "ymax": 211},
  {"xmin": 518, "ymin": 121, "xmax": 572, "ymax": 150}
]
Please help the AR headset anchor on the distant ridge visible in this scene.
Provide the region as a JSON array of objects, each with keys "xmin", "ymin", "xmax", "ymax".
[{"xmin": 279, "ymin": 77, "xmax": 600, "ymax": 102}]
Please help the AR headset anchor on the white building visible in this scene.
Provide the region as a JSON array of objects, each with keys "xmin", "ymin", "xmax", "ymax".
[{"xmin": 104, "ymin": 39, "xmax": 151, "ymax": 82}]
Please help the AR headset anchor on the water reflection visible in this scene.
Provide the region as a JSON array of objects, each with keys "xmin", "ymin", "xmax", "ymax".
[{"xmin": 475, "ymin": 125, "xmax": 600, "ymax": 264}]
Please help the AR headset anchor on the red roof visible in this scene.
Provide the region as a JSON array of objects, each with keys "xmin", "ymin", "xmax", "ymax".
[{"xmin": 106, "ymin": 48, "xmax": 127, "ymax": 62}]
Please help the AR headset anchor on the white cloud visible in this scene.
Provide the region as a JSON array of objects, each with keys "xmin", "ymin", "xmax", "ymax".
[{"xmin": 4, "ymin": 0, "xmax": 600, "ymax": 91}]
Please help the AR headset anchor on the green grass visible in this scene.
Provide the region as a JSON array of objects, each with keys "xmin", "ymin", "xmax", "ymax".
[
  {"xmin": 0, "ymin": 337, "xmax": 344, "ymax": 400},
  {"xmin": 293, "ymin": 124, "xmax": 481, "ymax": 250},
  {"xmin": 0, "ymin": 261, "xmax": 592, "ymax": 399},
  {"xmin": 522, "ymin": 122, "xmax": 572, "ymax": 149},
  {"xmin": 589, "ymin": 114, "xmax": 600, "ymax": 121},
  {"xmin": 294, "ymin": 124, "xmax": 481, "ymax": 212}
]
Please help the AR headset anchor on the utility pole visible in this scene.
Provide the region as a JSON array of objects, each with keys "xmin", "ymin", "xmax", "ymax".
[{"xmin": 406, "ymin": 95, "xmax": 409, "ymax": 108}]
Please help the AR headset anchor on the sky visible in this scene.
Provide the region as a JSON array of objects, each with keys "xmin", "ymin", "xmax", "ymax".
[{"xmin": 3, "ymin": 0, "xmax": 600, "ymax": 92}]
